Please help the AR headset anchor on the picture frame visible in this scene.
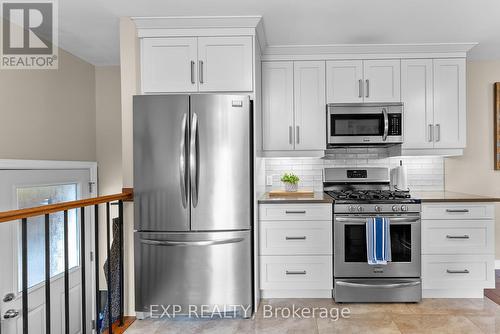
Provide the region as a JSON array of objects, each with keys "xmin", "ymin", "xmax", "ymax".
[{"xmin": 495, "ymin": 82, "xmax": 500, "ymax": 170}]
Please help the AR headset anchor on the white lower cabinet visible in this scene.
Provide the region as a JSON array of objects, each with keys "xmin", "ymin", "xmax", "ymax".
[
  {"xmin": 421, "ymin": 203, "xmax": 495, "ymax": 298},
  {"xmin": 259, "ymin": 203, "xmax": 333, "ymax": 298}
]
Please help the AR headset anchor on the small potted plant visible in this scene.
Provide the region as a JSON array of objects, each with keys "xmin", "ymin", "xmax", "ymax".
[{"xmin": 281, "ymin": 173, "xmax": 300, "ymax": 192}]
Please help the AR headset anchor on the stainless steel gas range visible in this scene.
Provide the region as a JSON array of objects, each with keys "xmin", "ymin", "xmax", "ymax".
[{"xmin": 324, "ymin": 167, "xmax": 422, "ymax": 303}]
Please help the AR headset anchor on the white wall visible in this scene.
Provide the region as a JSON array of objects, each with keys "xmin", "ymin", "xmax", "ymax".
[
  {"xmin": 95, "ymin": 66, "xmax": 123, "ymax": 286},
  {"xmin": 445, "ymin": 60, "xmax": 500, "ymax": 259},
  {"xmin": 119, "ymin": 17, "xmax": 139, "ymax": 315}
]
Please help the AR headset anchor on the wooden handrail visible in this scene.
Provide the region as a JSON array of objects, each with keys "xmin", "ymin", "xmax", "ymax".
[{"xmin": 0, "ymin": 189, "xmax": 133, "ymax": 223}]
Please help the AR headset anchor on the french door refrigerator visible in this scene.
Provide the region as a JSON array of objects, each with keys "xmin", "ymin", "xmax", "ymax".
[{"xmin": 133, "ymin": 95, "xmax": 253, "ymax": 318}]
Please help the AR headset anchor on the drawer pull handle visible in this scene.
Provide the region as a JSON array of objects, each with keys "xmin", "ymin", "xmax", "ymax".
[
  {"xmin": 446, "ymin": 269, "xmax": 469, "ymax": 274},
  {"xmin": 286, "ymin": 270, "xmax": 307, "ymax": 275},
  {"xmin": 285, "ymin": 210, "xmax": 306, "ymax": 214},
  {"xmin": 446, "ymin": 235, "xmax": 470, "ymax": 239},
  {"xmin": 285, "ymin": 236, "xmax": 307, "ymax": 240},
  {"xmin": 446, "ymin": 209, "xmax": 469, "ymax": 213}
]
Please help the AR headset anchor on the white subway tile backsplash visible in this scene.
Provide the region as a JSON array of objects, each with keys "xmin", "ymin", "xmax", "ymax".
[{"xmin": 264, "ymin": 155, "xmax": 444, "ymax": 192}]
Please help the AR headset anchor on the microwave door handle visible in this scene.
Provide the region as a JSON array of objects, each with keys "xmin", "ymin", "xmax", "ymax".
[{"xmin": 382, "ymin": 108, "xmax": 388, "ymax": 141}]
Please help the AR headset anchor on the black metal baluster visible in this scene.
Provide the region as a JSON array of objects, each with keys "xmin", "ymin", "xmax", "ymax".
[
  {"xmin": 80, "ymin": 208, "xmax": 86, "ymax": 334},
  {"xmin": 118, "ymin": 200, "xmax": 124, "ymax": 326},
  {"xmin": 22, "ymin": 217, "xmax": 28, "ymax": 334},
  {"xmin": 64, "ymin": 210, "xmax": 69, "ymax": 334},
  {"xmin": 45, "ymin": 214, "xmax": 51, "ymax": 334},
  {"xmin": 94, "ymin": 205, "xmax": 99, "ymax": 333},
  {"xmin": 106, "ymin": 202, "xmax": 113, "ymax": 334}
]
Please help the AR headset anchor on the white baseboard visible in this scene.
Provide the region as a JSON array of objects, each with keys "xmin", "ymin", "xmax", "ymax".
[{"xmin": 495, "ymin": 260, "xmax": 500, "ymax": 269}]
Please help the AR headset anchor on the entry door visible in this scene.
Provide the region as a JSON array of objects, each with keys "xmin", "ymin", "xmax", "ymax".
[{"xmin": 0, "ymin": 169, "xmax": 92, "ymax": 334}]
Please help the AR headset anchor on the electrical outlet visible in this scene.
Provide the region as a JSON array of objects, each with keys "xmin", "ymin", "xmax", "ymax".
[{"xmin": 266, "ymin": 175, "xmax": 273, "ymax": 186}]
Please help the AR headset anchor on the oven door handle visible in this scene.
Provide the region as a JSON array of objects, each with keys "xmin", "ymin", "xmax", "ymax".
[
  {"xmin": 336, "ymin": 280, "xmax": 421, "ymax": 289},
  {"xmin": 335, "ymin": 217, "xmax": 420, "ymax": 223}
]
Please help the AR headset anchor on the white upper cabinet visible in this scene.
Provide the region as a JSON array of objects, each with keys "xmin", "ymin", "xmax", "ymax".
[
  {"xmin": 141, "ymin": 38, "xmax": 198, "ymax": 93},
  {"xmin": 401, "ymin": 58, "xmax": 466, "ymax": 153},
  {"xmin": 197, "ymin": 36, "xmax": 253, "ymax": 92},
  {"xmin": 364, "ymin": 60, "xmax": 401, "ymax": 102},
  {"xmin": 294, "ymin": 61, "xmax": 326, "ymax": 150},
  {"xmin": 262, "ymin": 61, "xmax": 326, "ymax": 152},
  {"xmin": 401, "ymin": 59, "xmax": 434, "ymax": 149},
  {"xmin": 141, "ymin": 36, "xmax": 253, "ymax": 93},
  {"xmin": 262, "ymin": 62, "xmax": 294, "ymax": 151},
  {"xmin": 326, "ymin": 59, "xmax": 400, "ymax": 103},
  {"xmin": 326, "ymin": 60, "xmax": 363, "ymax": 103},
  {"xmin": 433, "ymin": 59, "xmax": 466, "ymax": 149}
]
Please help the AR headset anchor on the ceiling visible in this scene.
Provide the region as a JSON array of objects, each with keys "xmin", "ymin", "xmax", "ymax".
[{"xmin": 58, "ymin": 0, "xmax": 500, "ymax": 65}]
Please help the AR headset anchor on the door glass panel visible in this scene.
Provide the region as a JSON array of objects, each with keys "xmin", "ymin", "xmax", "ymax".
[
  {"xmin": 344, "ymin": 224, "xmax": 412, "ymax": 263},
  {"xmin": 344, "ymin": 225, "xmax": 367, "ymax": 262},
  {"xmin": 390, "ymin": 224, "xmax": 412, "ymax": 262},
  {"xmin": 17, "ymin": 184, "xmax": 79, "ymax": 289},
  {"xmin": 331, "ymin": 114, "xmax": 383, "ymax": 136}
]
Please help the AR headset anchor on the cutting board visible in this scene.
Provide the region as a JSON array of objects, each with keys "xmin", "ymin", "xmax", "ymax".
[{"xmin": 268, "ymin": 190, "xmax": 314, "ymax": 197}]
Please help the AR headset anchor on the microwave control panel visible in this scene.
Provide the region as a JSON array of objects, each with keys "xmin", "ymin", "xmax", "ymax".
[{"xmin": 388, "ymin": 114, "xmax": 402, "ymax": 136}]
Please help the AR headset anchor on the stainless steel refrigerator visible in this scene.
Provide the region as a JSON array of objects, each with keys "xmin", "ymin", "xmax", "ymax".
[{"xmin": 133, "ymin": 95, "xmax": 253, "ymax": 318}]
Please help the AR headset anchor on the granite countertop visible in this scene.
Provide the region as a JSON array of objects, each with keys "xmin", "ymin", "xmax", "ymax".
[
  {"xmin": 412, "ymin": 191, "xmax": 500, "ymax": 203},
  {"xmin": 258, "ymin": 192, "xmax": 334, "ymax": 204}
]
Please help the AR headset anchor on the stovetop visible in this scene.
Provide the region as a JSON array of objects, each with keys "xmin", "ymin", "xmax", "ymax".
[{"xmin": 326, "ymin": 189, "xmax": 411, "ymax": 201}]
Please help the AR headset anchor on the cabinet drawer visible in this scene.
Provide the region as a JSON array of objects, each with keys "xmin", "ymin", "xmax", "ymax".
[
  {"xmin": 422, "ymin": 220, "xmax": 494, "ymax": 255},
  {"xmin": 260, "ymin": 256, "xmax": 332, "ymax": 290},
  {"xmin": 422, "ymin": 254, "xmax": 495, "ymax": 290},
  {"xmin": 259, "ymin": 204, "xmax": 332, "ymax": 221},
  {"xmin": 422, "ymin": 203, "xmax": 494, "ymax": 220},
  {"xmin": 259, "ymin": 221, "xmax": 332, "ymax": 255}
]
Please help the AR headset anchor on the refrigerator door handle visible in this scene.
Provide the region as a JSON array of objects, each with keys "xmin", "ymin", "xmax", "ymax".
[
  {"xmin": 179, "ymin": 113, "xmax": 188, "ymax": 208},
  {"xmin": 140, "ymin": 237, "xmax": 244, "ymax": 247},
  {"xmin": 190, "ymin": 112, "xmax": 199, "ymax": 207}
]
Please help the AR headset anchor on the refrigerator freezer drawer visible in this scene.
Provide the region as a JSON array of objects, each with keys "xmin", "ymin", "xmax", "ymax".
[{"xmin": 134, "ymin": 230, "xmax": 252, "ymax": 317}]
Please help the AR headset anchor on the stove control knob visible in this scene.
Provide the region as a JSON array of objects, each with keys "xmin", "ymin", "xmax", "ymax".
[
  {"xmin": 401, "ymin": 205, "xmax": 408, "ymax": 212},
  {"xmin": 357, "ymin": 206, "xmax": 364, "ymax": 212},
  {"xmin": 348, "ymin": 205, "xmax": 356, "ymax": 213},
  {"xmin": 392, "ymin": 205, "xmax": 399, "ymax": 212},
  {"xmin": 374, "ymin": 205, "xmax": 382, "ymax": 212}
]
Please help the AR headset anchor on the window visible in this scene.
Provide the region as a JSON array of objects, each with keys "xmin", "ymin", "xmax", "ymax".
[{"xmin": 17, "ymin": 184, "xmax": 79, "ymax": 289}]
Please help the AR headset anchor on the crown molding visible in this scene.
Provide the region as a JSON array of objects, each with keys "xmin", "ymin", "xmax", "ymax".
[
  {"xmin": 261, "ymin": 43, "xmax": 478, "ymax": 60},
  {"xmin": 132, "ymin": 15, "xmax": 262, "ymax": 30}
]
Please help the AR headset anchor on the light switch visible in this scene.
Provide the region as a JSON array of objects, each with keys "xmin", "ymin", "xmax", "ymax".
[{"xmin": 266, "ymin": 175, "xmax": 273, "ymax": 186}]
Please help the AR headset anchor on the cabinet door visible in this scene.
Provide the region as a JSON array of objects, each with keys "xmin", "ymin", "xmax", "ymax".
[
  {"xmin": 294, "ymin": 61, "xmax": 326, "ymax": 150},
  {"xmin": 401, "ymin": 59, "xmax": 434, "ymax": 149},
  {"xmin": 433, "ymin": 59, "xmax": 466, "ymax": 149},
  {"xmin": 262, "ymin": 62, "xmax": 294, "ymax": 151},
  {"xmin": 363, "ymin": 59, "xmax": 401, "ymax": 102},
  {"xmin": 197, "ymin": 36, "xmax": 253, "ymax": 92},
  {"xmin": 141, "ymin": 37, "xmax": 198, "ymax": 93},
  {"xmin": 326, "ymin": 60, "xmax": 363, "ymax": 103}
]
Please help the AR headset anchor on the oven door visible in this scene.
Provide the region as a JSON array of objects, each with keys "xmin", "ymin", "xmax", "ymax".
[
  {"xmin": 334, "ymin": 214, "xmax": 421, "ymax": 278},
  {"xmin": 327, "ymin": 105, "xmax": 403, "ymax": 145}
]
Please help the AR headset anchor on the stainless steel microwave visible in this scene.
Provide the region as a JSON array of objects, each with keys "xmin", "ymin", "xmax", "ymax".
[{"xmin": 327, "ymin": 103, "xmax": 404, "ymax": 147}]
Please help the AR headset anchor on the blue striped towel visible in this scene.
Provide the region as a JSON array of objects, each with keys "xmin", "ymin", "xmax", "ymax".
[{"xmin": 366, "ymin": 217, "xmax": 392, "ymax": 265}]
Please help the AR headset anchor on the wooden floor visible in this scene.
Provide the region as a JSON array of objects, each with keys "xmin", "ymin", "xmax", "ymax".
[
  {"xmin": 102, "ymin": 316, "xmax": 135, "ymax": 334},
  {"xmin": 484, "ymin": 269, "xmax": 500, "ymax": 305}
]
